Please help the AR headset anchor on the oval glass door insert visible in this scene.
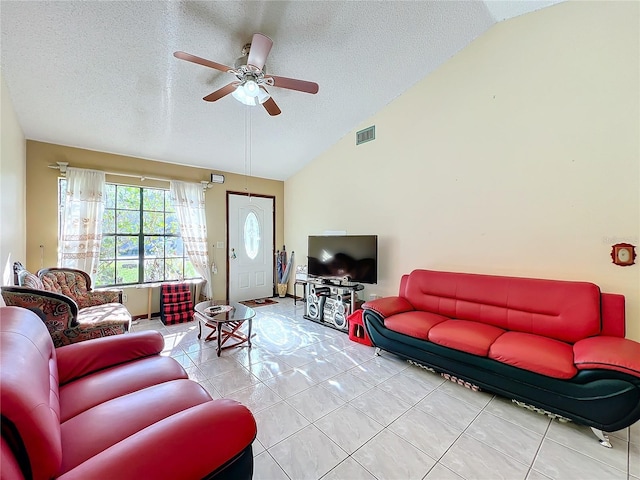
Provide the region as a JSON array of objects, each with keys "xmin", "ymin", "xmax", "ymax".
[{"xmin": 244, "ymin": 211, "xmax": 260, "ymax": 259}]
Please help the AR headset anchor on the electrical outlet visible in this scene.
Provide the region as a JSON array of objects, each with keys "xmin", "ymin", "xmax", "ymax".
[
  {"xmin": 122, "ymin": 293, "xmax": 128, "ymax": 303},
  {"xmin": 217, "ymin": 241, "xmax": 224, "ymax": 249}
]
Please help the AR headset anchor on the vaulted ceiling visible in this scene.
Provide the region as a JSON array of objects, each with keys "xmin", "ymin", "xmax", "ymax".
[{"xmin": 1, "ymin": 1, "xmax": 561, "ymax": 180}]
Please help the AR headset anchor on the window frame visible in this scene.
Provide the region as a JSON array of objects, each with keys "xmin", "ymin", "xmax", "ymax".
[{"xmin": 59, "ymin": 179, "xmax": 197, "ymax": 287}]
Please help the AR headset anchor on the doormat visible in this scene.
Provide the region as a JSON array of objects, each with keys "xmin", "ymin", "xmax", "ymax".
[{"xmin": 240, "ymin": 298, "xmax": 278, "ymax": 308}]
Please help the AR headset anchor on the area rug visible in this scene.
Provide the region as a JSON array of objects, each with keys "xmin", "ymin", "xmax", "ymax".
[{"xmin": 240, "ymin": 298, "xmax": 278, "ymax": 308}]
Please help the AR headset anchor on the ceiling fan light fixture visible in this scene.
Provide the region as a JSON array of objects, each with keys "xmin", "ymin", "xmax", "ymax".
[
  {"xmin": 243, "ymin": 79, "xmax": 259, "ymax": 96},
  {"xmin": 232, "ymin": 86, "xmax": 257, "ymax": 106},
  {"xmin": 232, "ymin": 82, "xmax": 270, "ymax": 106}
]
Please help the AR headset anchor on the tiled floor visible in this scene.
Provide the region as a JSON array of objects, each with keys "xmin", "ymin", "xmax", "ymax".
[{"xmin": 133, "ymin": 298, "xmax": 639, "ymax": 480}]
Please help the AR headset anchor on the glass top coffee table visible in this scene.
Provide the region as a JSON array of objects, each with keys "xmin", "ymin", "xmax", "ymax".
[{"xmin": 194, "ymin": 301, "xmax": 256, "ymax": 357}]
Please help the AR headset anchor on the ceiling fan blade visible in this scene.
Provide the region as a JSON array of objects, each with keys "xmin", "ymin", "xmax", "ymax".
[
  {"xmin": 261, "ymin": 88, "xmax": 281, "ymax": 116},
  {"xmin": 173, "ymin": 51, "xmax": 232, "ymax": 73},
  {"xmin": 203, "ymin": 82, "xmax": 239, "ymax": 102},
  {"xmin": 268, "ymin": 75, "xmax": 319, "ymax": 94},
  {"xmin": 246, "ymin": 33, "xmax": 273, "ymax": 70}
]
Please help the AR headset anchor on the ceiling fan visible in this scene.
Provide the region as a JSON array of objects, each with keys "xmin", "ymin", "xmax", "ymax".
[{"xmin": 174, "ymin": 33, "xmax": 319, "ymax": 116}]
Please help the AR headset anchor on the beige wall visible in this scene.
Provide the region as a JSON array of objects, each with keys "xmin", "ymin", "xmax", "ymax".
[
  {"xmin": 0, "ymin": 72, "xmax": 26, "ymax": 287},
  {"xmin": 285, "ymin": 2, "xmax": 640, "ymax": 340},
  {"xmin": 26, "ymin": 141, "xmax": 284, "ymax": 317}
]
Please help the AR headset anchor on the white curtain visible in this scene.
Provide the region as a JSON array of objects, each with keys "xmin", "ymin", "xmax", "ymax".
[
  {"xmin": 169, "ymin": 181, "xmax": 213, "ymax": 299},
  {"xmin": 59, "ymin": 167, "xmax": 105, "ymax": 278}
]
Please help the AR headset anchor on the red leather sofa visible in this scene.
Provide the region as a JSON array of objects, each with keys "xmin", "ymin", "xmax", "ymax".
[
  {"xmin": 362, "ymin": 269, "xmax": 640, "ymax": 447},
  {"xmin": 0, "ymin": 306, "xmax": 257, "ymax": 479}
]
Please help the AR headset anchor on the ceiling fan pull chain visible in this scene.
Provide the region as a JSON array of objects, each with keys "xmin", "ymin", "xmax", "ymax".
[
  {"xmin": 244, "ymin": 106, "xmax": 249, "ymax": 193},
  {"xmin": 248, "ymin": 107, "xmax": 252, "ymax": 181}
]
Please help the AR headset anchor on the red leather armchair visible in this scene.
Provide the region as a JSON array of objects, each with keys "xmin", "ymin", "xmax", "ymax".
[{"xmin": 0, "ymin": 306, "xmax": 257, "ymax": 479}]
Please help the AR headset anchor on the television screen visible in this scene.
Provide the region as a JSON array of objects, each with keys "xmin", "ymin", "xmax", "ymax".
[{"xmin": 307, "ymin": 235, "xmax": 377, "ymax": 284}]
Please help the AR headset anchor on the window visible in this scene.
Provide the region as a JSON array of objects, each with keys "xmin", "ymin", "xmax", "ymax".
[{"xmin": 59, "ymin": 180, "xmax": 196, "ymax": 287}]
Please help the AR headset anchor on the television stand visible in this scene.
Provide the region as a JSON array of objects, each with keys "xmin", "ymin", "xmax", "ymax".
[{"xmin": 302, "ymin": 280, "xmax": 364, "ymax": 333}]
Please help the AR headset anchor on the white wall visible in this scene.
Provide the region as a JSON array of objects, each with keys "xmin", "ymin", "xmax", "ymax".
[
  {"xmin": 0, "ymin": 72, "xmax": 26, "ymax": 289},
  {"xmin": 285, "ymin": 2, "xmax": 640, "ymax": 340}
]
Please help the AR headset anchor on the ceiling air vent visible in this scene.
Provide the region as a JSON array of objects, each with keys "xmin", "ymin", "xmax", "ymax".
[{"xmin": 356, "ymin": 125, "xmax": 375, "ymax": 145}]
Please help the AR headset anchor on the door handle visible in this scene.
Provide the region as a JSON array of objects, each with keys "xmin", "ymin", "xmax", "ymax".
[{"xmin": 230, "ymin": 248, "xmax": 237, "ymax": 259}]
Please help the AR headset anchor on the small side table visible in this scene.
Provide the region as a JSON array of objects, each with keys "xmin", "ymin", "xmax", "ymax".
[
  {"xmin": 194, "ymin": 301, "xmax": 256, "ymax": 357},
  {"xmin": 135, "ymin": 282, "xmax": 162, "ymax": 320}
]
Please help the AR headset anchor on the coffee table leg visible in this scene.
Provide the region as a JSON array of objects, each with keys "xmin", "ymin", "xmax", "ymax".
[
  {"xmin": 198, "ymin": 320, "xmax": 202, "ymax": 340},
  {"xmin": 217, "ymin": 327, "xmax": 222, "ymax": 357},
  {"xmin": 248, "ymin": 318, "xmax": 252, "ymax": 348}
]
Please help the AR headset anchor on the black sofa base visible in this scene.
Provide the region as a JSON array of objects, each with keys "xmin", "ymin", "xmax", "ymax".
[
  {"xmin": 364, "ymin": 311, "xmax": 640, "ymax": 433},
  {"xmin": 205, "ymin": 445, "xmax": 254, "ymax": 480}
]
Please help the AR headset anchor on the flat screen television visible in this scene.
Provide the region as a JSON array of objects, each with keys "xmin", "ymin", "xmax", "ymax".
[{"xmin": 307, "ymin": 235, "xmax": 378, "ymax": 284}]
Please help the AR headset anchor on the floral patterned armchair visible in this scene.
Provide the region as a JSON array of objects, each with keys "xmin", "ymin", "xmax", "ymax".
[{"xmin": 1, "ymin": 263, "xmax": 131, "ymax": 347}]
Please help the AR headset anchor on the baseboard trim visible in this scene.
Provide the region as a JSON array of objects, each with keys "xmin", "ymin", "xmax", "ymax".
[{"xmin": 131, "ymin": 312, "xmax": 160, "ymax": 320}]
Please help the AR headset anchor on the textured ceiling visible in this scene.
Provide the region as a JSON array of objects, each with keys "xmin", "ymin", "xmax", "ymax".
[{"xmin": 0, "ymin": 1, "xmax": 562, "ymax": 181}]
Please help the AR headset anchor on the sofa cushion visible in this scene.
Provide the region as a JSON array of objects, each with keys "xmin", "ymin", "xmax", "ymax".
[
  {"xmin": 78, "ymin": 303, "xmax": 130, "ymax": 326},
  {"xmin": 489, "ymin": 331, "xmax": 577, "ymax": 379},
  {"xmin": 428, "ymin": 320, "xmax": 505, "ymax": 357},
  {"xmin": 59, "ymin": 379, "xmax": 211, "ymax": 475},
  {"xmin": 59, "ymin": 356, "xmax": 189, "ymax": 422},
  {"xmin": 573, "ymin": 336, "xmax": 640, "ymax": 377},
  {"xmin": 54, "ymin": 400, "xmax": 257, "ymax": 480},
  {"xmin": 56, "ymin": 330, "xmax": 164, "ymax": 385},
  {"xmin": 384, "ymin": 311, "xmax": 449, "ymax": 339},
  {"xmin": 41, "ymin": 270, "xmax": 86, "ymax": 297},
  {"xmin": 40, "ymin": 270, "xmax": 108, "ymax": 309},
  {"xmin": 19, "ymin": 270, "xmax": 45, "ymax": 290},
  {"xmin": 403, "ymin": 269, "xmax": 601, "ymax": 343}
]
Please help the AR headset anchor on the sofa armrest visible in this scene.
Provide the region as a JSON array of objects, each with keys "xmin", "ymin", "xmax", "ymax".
[
  {"xmin": 56, "ymin": 331, "xmax": 165, "ymax": 385},
  {"xmin": 574, "ymin": 336, "xmax": 640, "ymax": 377},
  {"xmin": 600, "ymin": 293, "xmax": 625, "ymax": 337},
  {"xmin": 0, "ymin": 287, "xmax": 81, "ymax": 348},
  {"xmin": 362, "ymin": 296, "xmax": 414, "ymax": 318},
  {"xmin": 399, "ymin": 274, "xmax": 410, "ymax": 296},
  {"xmin": 1, "ymin": 286, "xmax": 79, "ymax": 321},
  {"xmin": 56, "ymin": 399, "xmax": 257, "ymax": 480}
]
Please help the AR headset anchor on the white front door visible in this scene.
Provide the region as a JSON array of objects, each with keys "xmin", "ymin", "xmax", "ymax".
[{"xmin": 227, "ymin": 193, "xmax": 274, "ymax": 302}]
